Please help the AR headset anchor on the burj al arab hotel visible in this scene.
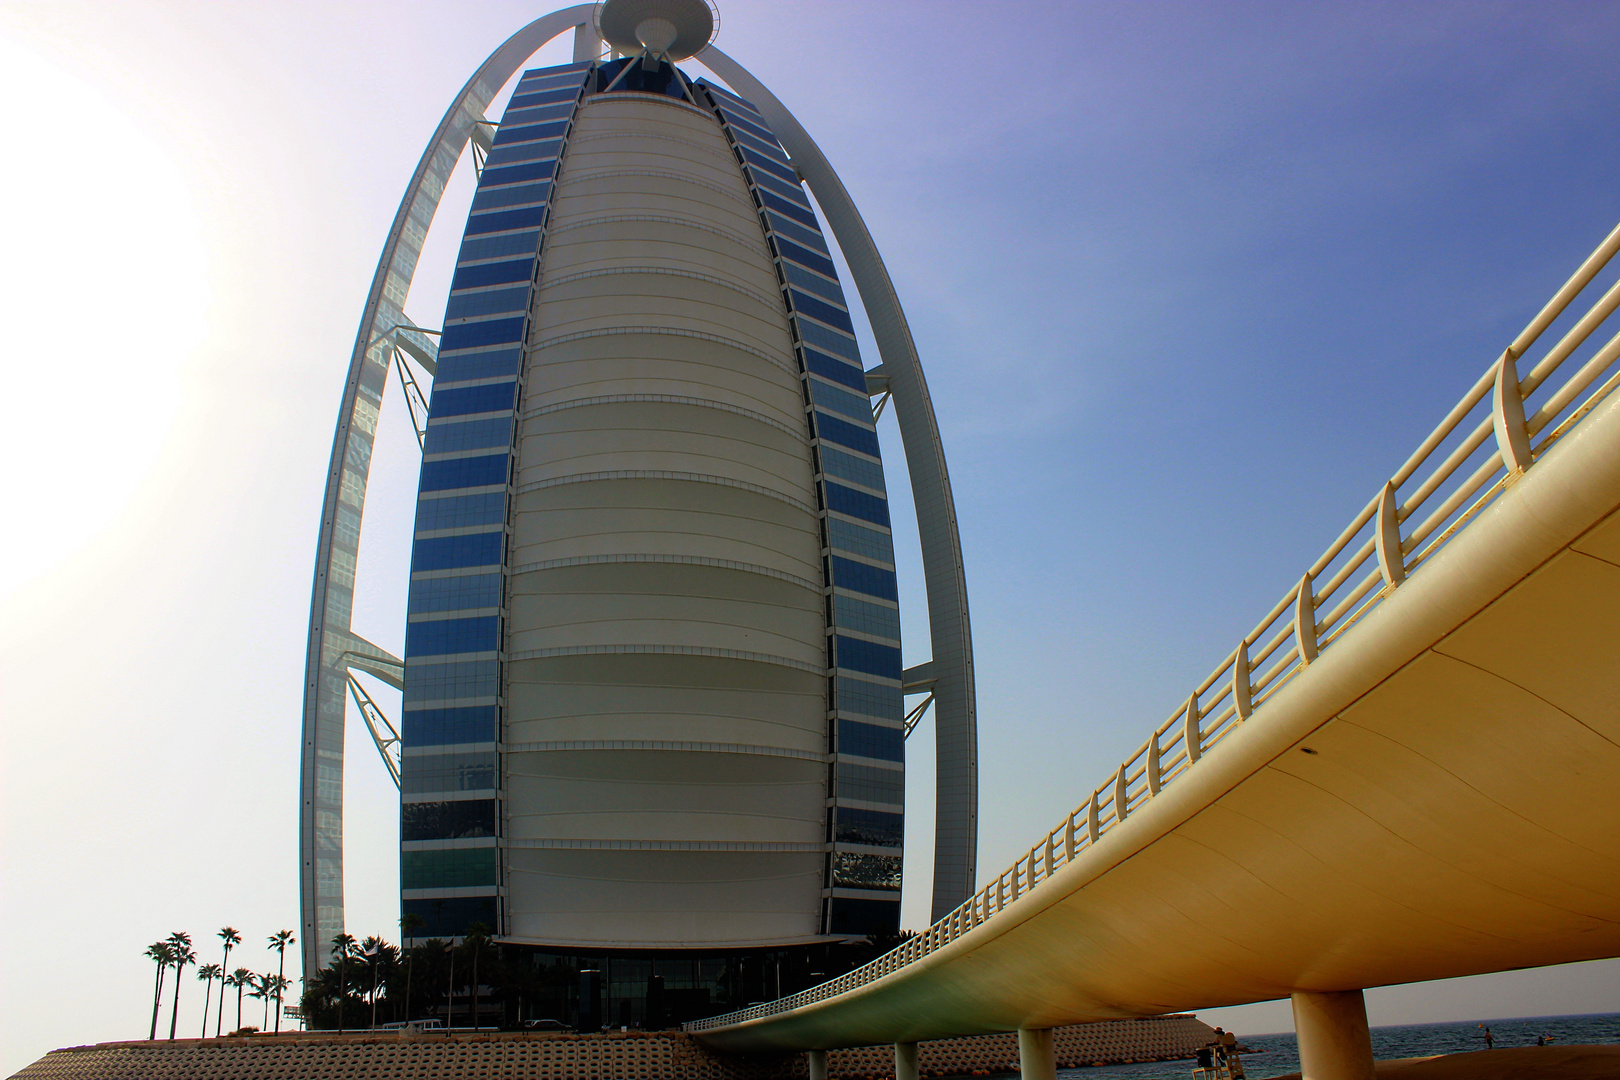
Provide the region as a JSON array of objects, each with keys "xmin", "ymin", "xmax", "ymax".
[{"xmin": 298, "ymin": 0, "xmax": 978, "ymax": 1022}]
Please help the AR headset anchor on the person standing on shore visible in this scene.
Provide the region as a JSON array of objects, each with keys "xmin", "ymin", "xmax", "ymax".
[{"xmin": 1484, "ymin": 1027, "xmax": 1494, "ymax": 1050}]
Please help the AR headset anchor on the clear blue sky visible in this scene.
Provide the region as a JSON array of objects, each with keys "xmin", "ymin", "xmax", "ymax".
[{"xmin": 3, "ymin": 1, "xmax": 1618, "ymax": 1070}]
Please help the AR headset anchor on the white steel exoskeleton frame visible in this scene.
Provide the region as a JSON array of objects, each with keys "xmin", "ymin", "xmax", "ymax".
[{"xmin": 298, "ymin": 7, "xmax": 978, "ymax": 982}]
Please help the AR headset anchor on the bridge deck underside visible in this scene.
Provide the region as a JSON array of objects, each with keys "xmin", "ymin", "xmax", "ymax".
[{"xmin": 700, "ymin": 391, "xmax": 1620, "ymax": 1053}]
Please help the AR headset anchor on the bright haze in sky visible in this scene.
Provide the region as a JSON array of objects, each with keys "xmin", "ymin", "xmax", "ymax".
[{"xmin": 2, "ymin": 1, "xmax": 1619, "ymax": 1072}]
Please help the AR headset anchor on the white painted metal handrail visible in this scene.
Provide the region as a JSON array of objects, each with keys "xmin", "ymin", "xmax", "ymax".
[{"xmin": 685, "ymin": 221, "xmax": 1620, "ymax": 1033}]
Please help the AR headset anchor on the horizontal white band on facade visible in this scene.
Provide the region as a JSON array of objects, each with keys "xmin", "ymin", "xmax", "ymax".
[
  {"xmin": 402, "ymin": 788, "xmax": 497, "ymax": 804},
  {"xmin": 506, "ymin": 642, "xmax": 827, "ymax": 676},
  {"xmin": 507, "ymin": 551, "xmax": 821, "ymax": 593},
  {"xmin": 832, "ymin": 626, "xmax": 902, "ymax": 648},
  {"xmin": 410, "ymin": 566, "xmax": 504, "ymax": 582},
  {"xmin": 501, "ymin": 838, "xmax": 826, "ymax": 852},
  {"xmin": 544, "ymin": 212, "xmax": 770, "ymax": 259},
  {"xmin": 540, "ymin": 265, "xmax": 783, "ymax": 314},
  {"xmin": 401, "ymin": 837, "xmax": 498, "ymax": 852},
  {"xmin": 523, "ymin": 392, "xmax": 808, "ymax": 443},
  {"xmin": 834, "ymin": 843, "xmax": 906, "ymax": 858},
  {"xmin": 407, "ymin": 606, "xmax": 500, "ymax": 623},
  {"xmin": 527, "ymin": 325, "xmax": 799, "ymax": 381},
  {"xmin": 501, "ymin": 739, "xmax": 824, "ymax": 761},
  {"xmin": 401, "ymin": 887, "xmax": 499, "ymax": 901},
  {"xmin": 402, "ymin": 695, "xmax": 498, "ymax": 710},
  {"xmin": 402, "ymin": 741, "xmax": 496, "ymax": 757},
  {"xmin": 560, "ymin": 166, "xmax": 755, "ymax": 211},
  {"xmin": 832, "ymin": 797, "xmax": 907, "ymax": 814},
  {"xmin": 516, "ymin": 470, "xmax": 818, "ymax": 518},
  {"xmin": 835, "ymin": 753, "xmax": 905, "ymax": 772}
]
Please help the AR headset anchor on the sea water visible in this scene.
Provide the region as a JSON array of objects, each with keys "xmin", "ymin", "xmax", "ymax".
[{"xmin": 942, "ymin": 1012, "xmax": 1620, "ymax": 1080}]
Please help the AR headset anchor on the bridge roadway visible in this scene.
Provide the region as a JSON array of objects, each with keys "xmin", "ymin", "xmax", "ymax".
[{"xmin": 689, "ymin": 228, "xmax": 1620, "ymax": 1080}]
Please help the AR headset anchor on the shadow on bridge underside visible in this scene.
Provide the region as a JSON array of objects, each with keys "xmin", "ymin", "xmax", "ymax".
[{"xmin": 700, "ymin": 329, "xmax": 1620, "ymax": 1054}]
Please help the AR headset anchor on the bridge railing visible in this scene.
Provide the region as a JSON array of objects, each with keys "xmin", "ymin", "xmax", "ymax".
[{"xmin": 685, "ymin": 221, "xmax": 1620, "ymax": 1034}]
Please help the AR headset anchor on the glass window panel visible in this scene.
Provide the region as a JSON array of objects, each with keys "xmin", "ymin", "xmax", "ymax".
[
  {"xmin": 774, "ymin": 236, "xmax": 837, "ymax": 279},
  {"xmin": 811, "ymin": 381, "xmax": 873, "ymax": 422},
  {"xmin": 444, "ymin": 285, "xmax": 530, "ymax": 321},
  {"xmin": 400, "ymin": 846, "xmax": 498, "ymax": 889},
  {"xmin": 835, "ymin": 762, "xmax": 903, "ymax": 806},
  {"xmin": 835, "ymin": 634, "xmax": 901, "ymax": 679},
  {"xmin": 464, "ymin": 205, "xmax": 549, "ymax": 236},
  {"xmin": 414, "ymin": 492, "xmax": 506, "ymax": 532},
  {"xmin": 836, "ymin": 720, "xmax": 903, "ymax": 764},
  {"xmin": 792, "ymin": 290, "xmax": 855, "ymax": 335},
  {"xmin": 820, "ymin": 446, "xmax": 885, "ymax": 493},
  {"xmin": 832, "ymin": 852, "xmax": 902, "ymax": 891},
  {"xmin": 434, "ymin": 349, "xmax": 522, "ymax": 385},
  {"xmin": 406, "ymin": 615, "xmax": 499, "ymax": 658},
  {"xmin": 814, "ymin": 412, "xmax": 880, "ymax": 457},
  {"xmin": 419, "ymin": 453, "xmax": 509, "ymax": 493},
  {"xmin": 768, "ymin": 211, "xmax": 830, "ymax": 255},
  {"xmin": 782, "ymin": 260, "xmax": 844, "ymax": 304},
  {"xmin": 423, "ymin": 416, "xmax": 513, "ymax": 455},
  {"xmin": 408, "ymin": 573, "xmax": 503, "ymax": 614},
  {"xmin": 451, "ymin": 258, "xmax": 534, "ymax": 291},
  {"xmin": 401, "ymin": 751, "xmax": 497, "ymax": 795},
  {"xmin": 439, "ymin": 318, "xmax": 525, "ymax": 352},
  {"xmin": 798, "ymin": 319, "xmax": 860, "ymax": 362},
  {"xmin": 492, "ymin": 120, "xmax": 568, "ymax": 147},
  {"xmin": 400, "ymin": 896, "xmax": 497, "ymax": 939},
  {"xmin": 835, "ymin": 675, "xmax": 902, "ymax": 721},
  {"xmin": 457, "ymin": 231, "xmax": 541, "ymax": 263},
  {"xmin": 400, "ymin": 799, "xmax": 496, "ymax": 841},
  {"xmin": 834, "ymin": 806, "xmax": 904, "ymax": 847},
  {"xmin": 826, "ymin": 517, "xmax": 895, "ymax": 565},
  {"xmin": 411, "ymin": 531, "xmax": 504, "ymax": 572},
  {"xmin": 825, "ymin": 482, "xmax": 890, "ymax": 528},
  {"xmin": 470, "ymin": 182, "xmax": 551, "ymax": 213},
  {"xmin": 832, "ymin": 593, "xmax": 899, "ymax": 640},
  {"xmin": 401, "ymin": 705, "xmax": 498, "ymax": 746},
  {"xmin": 831, "ymin": 556, "xmax": 897, "ymax": 601},
  {"xmin": 428, "ymin": 380, "xmax": 518, "ymax": 417},
  {"xmin": 403, "ymin": 659, "xmax": 499, "ymax": 702}
]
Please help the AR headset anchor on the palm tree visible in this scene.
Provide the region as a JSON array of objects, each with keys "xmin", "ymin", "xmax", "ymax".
[
  {"xmin": 399, "ymin": 913, "xmax": 425, "ymax": 1021},
  {"xmin": 145, "ymin": 941, "xmax": 174, "ymax": 1040},
  {"xmin": 263, "ymin": 975, "xmax": 292, "ymax": 1029},
  {"xmin": 196, "ymin": 964, "xmax": 222, "ymax": 1038},
  {"xmin": 464, "ymin": 923, "xmax": 491, "ymax": 1031},
  {"xmin": 229, "ymin": 967, "xmax": 253, "ymax": 1032},
  {"xmin": 331, "ymin": 933, "xmax": 358, "ymax": 1034},
  {"xmin": 165, "ymin": 933, "xmax": 195, "ymax": 1040},
  {"xmin": 215, "ymin": 927, "xmax": 240, "ymax": 1037},
  {"xmin": 267, "ymin": 930, "xmax": 295, "ymax": 1032},
  {"xmin": 248, "ymin": 973, "xmax": 270, "ymax": 1030}
]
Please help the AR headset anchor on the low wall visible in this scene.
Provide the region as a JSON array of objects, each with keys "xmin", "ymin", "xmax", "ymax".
[{"xmin": 10, "ymin": 1015, "xmax": 1215, "ymax": 1080}]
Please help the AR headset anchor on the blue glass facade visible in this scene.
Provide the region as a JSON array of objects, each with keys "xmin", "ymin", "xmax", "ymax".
[
  {"xmin": 399, "ymin": 62, "xmax": 593, "ymax": 937},
  {"xmin": 701, "ymin": 79, "xmax": 904, "ymax": 938},
  {"xmin": 398, "ymin": 61, "xmax": 903, "ymax": 944}
]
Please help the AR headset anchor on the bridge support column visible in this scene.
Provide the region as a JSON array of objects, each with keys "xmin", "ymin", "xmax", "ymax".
[
  {"xmin": 807, "ymin": 1050, "xmax": 827, "ymax": 1080},
  {"xmin": 1292, "ymin": 990, "xmax": 1375, "ymax": 1080},
  {"xmin": 895, "ymin": 1042, "xmax": 919, "ymax": 1080},
  {"xmin": 1018, "ymin": 1028, "xmax": 1056, "ymax": 1080}
]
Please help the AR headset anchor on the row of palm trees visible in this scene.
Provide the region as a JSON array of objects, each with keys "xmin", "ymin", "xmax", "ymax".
[{"xmin": 143, "ymin": 927, "xmax": 297, "ymax": 1039}]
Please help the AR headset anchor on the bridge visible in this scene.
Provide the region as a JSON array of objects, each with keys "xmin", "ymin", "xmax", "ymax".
[{"xmin": 684, "ymin": 224, "xmax": 1620, "ymax": 1080}]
